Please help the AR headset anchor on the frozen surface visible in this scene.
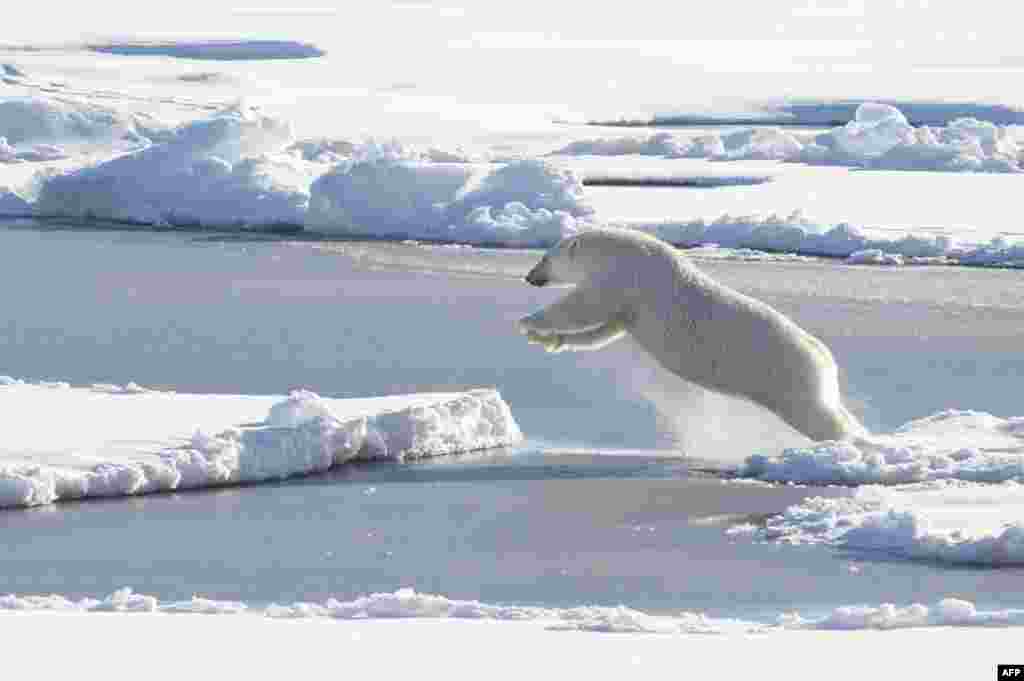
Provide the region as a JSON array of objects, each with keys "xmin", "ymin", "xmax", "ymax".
[
  {"xmin": 0, "ymin": 381, "xmax": 521, "ymax": 508},
  {"xmin": 743, "ymin": 410, "xmax": 1024, "ymax": 486},
  {"xmin": 622, "ymin": 211, "xmax": 1024, "ymax": 265},
  {"xmin": 33, "ymin": 104, "xmax": 310, "ymax": 227},
  {"xmin": 308, "ymin": 157, "xmax": 593, "ymax": 245},
  {"xmin": 0, "ymin": 611, "xmax": 1019, "ymax": 681},
  {"xmin": 3, "ymin": 586, "xmax": 1024, "ymax": 633},
  {"xmin": 0, "ymin": 96, "xmax": 165, "ymax": 162},
  {"xmin": 732, "ymin": 480, "xmax": 1024, "ymax": 567},
  {"xmin": 633, "ymin": 98, "xmax": 1024, "ymax": 127},
  {"xmin": 2, "ymin": 88, "xmax": 1024, "ymax": 254},
  {"xmin": 563, "ymin": 104, "xmax": 1023, "ymax": 172}
]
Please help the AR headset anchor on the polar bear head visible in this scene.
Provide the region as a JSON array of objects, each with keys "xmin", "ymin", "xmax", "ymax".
[{"xmin": 525, "ymin": 229, "xmax": 663, "ymax": 287}]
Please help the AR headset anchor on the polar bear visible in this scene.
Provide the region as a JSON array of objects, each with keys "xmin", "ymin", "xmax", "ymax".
[{"xmin": 518, "ymin": 228, "xmax": 864, "ymax": 442}]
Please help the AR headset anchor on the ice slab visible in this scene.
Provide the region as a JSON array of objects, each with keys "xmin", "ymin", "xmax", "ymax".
[{"xmin": 0, "ymin": 381, "xmax": 521, "ymax": 509}]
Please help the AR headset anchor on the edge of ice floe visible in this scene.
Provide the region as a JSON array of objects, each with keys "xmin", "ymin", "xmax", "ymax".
[
  {"xmin": 3, "ymin": 587, "xmax": 1024, "ymax": 633},
  {"xmin": 0, "ymin": 382, "xmax": 522, "ymax": 509}
]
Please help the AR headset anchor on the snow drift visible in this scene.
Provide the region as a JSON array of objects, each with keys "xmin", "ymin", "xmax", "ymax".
[
  {"xmin": 0, "ymin": 96, "xmax": 164, "ymax": 163},
  {"xmin": 0, "ymin": 380, "xmax": 522, "ymax": 509},
  {"xmin": 557, "ymin": 103, "xmax": 1023, "ymax": 173},
  {"xmin": 308, "ymin": 158, "xmax": 593, "ymax": 245},
  {"xmin": 33, "ymin": 104, "xmax": 311, "ymax": 227}
]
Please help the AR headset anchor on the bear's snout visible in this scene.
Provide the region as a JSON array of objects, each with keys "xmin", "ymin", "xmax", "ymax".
[{"xmin": 525, "ymin": 265, "xmax": 547, "ymax": 287}]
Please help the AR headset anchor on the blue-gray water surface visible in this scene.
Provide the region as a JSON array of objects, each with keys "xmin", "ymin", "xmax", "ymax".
[{"xmin": 2, "ymin": 222, "xmax": 1024, "ymax": 620}]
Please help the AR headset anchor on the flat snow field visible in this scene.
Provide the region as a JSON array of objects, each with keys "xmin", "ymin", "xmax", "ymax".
[{"xmin": 1, "ymin": 612, "xmax": 1020, "ymax": 681}]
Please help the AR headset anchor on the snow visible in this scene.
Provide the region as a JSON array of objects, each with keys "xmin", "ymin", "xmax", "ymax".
[
  {"xmin": 560, "ymin": 103, "xmax": 1023, "ymax": 172},
  {"xmin": 624, "ymin": 211, "xmax": 1024, "ymax": 266},
  {"xmin": 0, "ymin": 609, "xmax": 1018, "ymax": 681},
  {"xmin": 0, "ymin": 96, "xmax": 162, "ymax": 162},
  {"xmin": 641, "ymin": 98, "xmax": 1024, "ymax": 127},
  {"xmin": 308, "ymin": 158, "xmax": 593, "ymax": 245},
  {"xmin": 742, "ymin": 410, "xmax": 1024, "ymax": 486},
  {"xmin": 0, "ymin": 381, "xmax": 521, "ymax": 509},
  {"xmin": 732, "ymin": 409, "xmax": 1024, "ymax": 566},
  {"xmin": 5, "ymin": 586, "xmax": 1024, "ymax": 635},
  {"xmin": 732, "ymin": 480, "xmax": 1024, "ymax": 567},
  {"xmin": 33, "ymin": 103, "xmax": 310, "ymax": 227},
  {"xmin": 781, "ymin": 597, "xmax": 1024, "ymax": 629},
  {"xmin": 2, "ymin": 92, "xmax": 1022, "ymax": 253}
]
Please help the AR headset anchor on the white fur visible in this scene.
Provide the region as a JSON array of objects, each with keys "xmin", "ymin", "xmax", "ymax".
[{"xmin": 519, "ymin": 228, "xmax": 864, "ymax": 442}]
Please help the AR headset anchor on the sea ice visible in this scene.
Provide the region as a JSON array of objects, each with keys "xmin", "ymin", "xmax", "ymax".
[
  {"xmin": 558, "ymin": 103, "xmax": 1023, "ymax": 173},
  {"xmin": 0, "ymin": 381, "xmax": 521, "ymax": 509},
  {"xmin": 742, "ymin": 410, "xmax": 1024, "ymax": 486},
  {"xmin": 308, "ymin": 158, "xmax": 593, "ymax": 245},
  {"xmin": 33, "ymin": 103, "xmax": 310, "ymax": 227},
  {"xmin": 3, "ymin": 586, "xmax": 1024, "ymax": 633},
  {"xmin": 733, "ymin": 480, "xmax": 1024, "ymax": 567}
]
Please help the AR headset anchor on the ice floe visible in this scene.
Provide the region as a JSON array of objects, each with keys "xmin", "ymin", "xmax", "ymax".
[
  {"xmin": 559, "ymin": 103, "xmax": 1023, "ymax": 173},
  {"xmin": 608, "ymin": 98, "xmax": 1024, "ymax": 128},
  {"xmin": 0, "ymin": 380, "xmax": 521, "ymax": 509},
  {"xmin": 742, "ymin": 410, "xmax": 1024, "ymax": 486},
  {"xmin": 32, "ymin": 103, "xmax": 310, "ymax": 227},
  {"xmin": 730, "ymin": 480, "xmax": 1024, "ymax": 567},
  {"xmin": 4, "ymin": 586, "xmax": 1024, "ymax": 633},
  {"xmin": 308, "ymin": 158, "xmax": 593, "ymax": 245},
  {"xmin": 733, "ymin": 410, "xmax": 1024, "ymax": 566}
]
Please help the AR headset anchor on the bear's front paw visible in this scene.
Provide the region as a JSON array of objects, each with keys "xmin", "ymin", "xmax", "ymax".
[{"xmin": 525, "ymin": 329, "xmax": 562, "ymax": 352}]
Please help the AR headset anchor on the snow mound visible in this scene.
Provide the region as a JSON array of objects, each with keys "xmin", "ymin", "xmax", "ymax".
[
  {"xmin": 626, "ymin": 213, "xmax": 1024, "ymax": 266},
  {"xmin": 309, "ymin": 159, "xmax": 591, "ymax": 245},
  {"xmin": 845, "ymin": 249, "xmax": 904, "ymax": 266},
  {"xmin": 0, "ymin": 382, "xmax": 521, "ymax": 509},
  {"xmin": 33, "ymin": 104, "xmax": 311, "ymax": 227},
  {"xmin": 0, "ymin": 96, "xmax": 160, "ymax": 162},
  {"xmin": 734, "ymin": 410, "xmax": 1024, "ymax": 566},
  {"xmin": 88, "ymin": 40, "xmax": 325, "ymax": 61},
  {"xmin": 733, "ymin": 480, "xmax": 1024, "ymax": 567},
  {"xmin": 630, "ymin": 211, "xmax": 948, "ymax": 258},
  {"xmin": 552, "ymin": 132, "xmax": 686, "ymax": 157},
  {"xmin": 563, "ymin": 103, "xmax": 1023, "ymax": 172},
  {"xmin": 782, "ymin": 597, "xmax": 1024, "ymax": 629},
  {"xmin": 742, "ymin": 410, "xmax": 1024, "ymax": 486},
  {"xmin": 631, "ymin": 98, "xmax": 1024, "ymax": 127}
]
